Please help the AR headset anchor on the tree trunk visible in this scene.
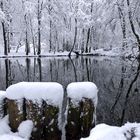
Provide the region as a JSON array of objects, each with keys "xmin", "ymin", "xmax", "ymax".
[
  {"xmin": 25, "ymin": 28, "xmax": 29, "ymax": 56},
  {"xmin": 49, "ymin": 20, "xmax": 52, "ymax": 52},
  {"xmin": 85, "ymin": 28, "xmax": 91, "ymax": 53},
  {"xmin": 68, "ymin": 18, "xmax": 77, "ymax": 57},
  {"xmin": 81, "ymin": 29, "xmax": 85, "ymax": 53},
  {"xmin": 0, "ymin": 1, "xmax": 9, "ymax": 56},
  {"xmin": 126, "ymin": 0, "xmax": 140, "ymax": 51},
  {"xmin": 2, "ymin": 22, "xmax": 8, "ymax": 55},
  {"xmin": 30, "ymin": 16, "xmax": 36, "ymax": 55},
  {"xmin": 37, "ymin": 0, "xmax": 41, "ymax": 55},
  {"xmin": 117, "ymin": 4, "xmax": 127, "ymax": 48}
]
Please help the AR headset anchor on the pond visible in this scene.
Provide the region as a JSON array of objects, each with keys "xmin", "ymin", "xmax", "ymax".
[{"xmin": 0, "ymin": 56, "xmax": 140, "ymax": 127}]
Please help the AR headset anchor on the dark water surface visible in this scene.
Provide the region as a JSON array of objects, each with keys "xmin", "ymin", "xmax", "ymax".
[{"xmin": 0, "ymin": 56, "xmax": 140, "ymax": 126}]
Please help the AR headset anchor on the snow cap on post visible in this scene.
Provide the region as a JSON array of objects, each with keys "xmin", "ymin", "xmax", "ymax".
[
  {"xmin": 6, "ymin": 82, "xmax": 64, "ymax": 107},
  {"xmin": 67, "ymin": 82, "xmax": 98, "ymax": 106}
]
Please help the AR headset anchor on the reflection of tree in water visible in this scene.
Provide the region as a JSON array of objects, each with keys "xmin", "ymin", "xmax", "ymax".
[
  {"xmin": 110, "ymin": 59, "xmax": 140, "ymax": 125},
  {"xmin": 69, "ymin": 57, "xmax": 77, "ymax": 82},
  {"xmin": 110, "ymin": 64, "xmax": 125, "ymax": 125},
  {"xmin": 37, "ymin": 58, "xmax": 42, "ymax": 82},
  {"xmin": 26, "ymin": 58, "xmax": 31, "ymax": 82},
  {"xmin": 5, "ymin": 59, "xmax": 15, "ymax": 88},
  {"xmin": 120, "ymin": 60, "xmax": 140, "ymax": 125},
  {"xmin": 2, "ymin": 57, "xmax": 140, "ymax": 126}
]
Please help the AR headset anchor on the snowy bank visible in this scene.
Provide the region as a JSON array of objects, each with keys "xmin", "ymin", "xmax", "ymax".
[
  {"xmin": 0, "ymin": 43, "xmax": 77, "ymax": 58},
  {"xmin": 67, "ymin": 82, "xmax": 98, "ymax": 106},
  {"xmin": 81, "ymin": 123, "xmax": 140, "ymax": 140},
  {"xmin": 0, "ymin": 116, "xmax": 33, "ymax": 140},
  {"xmin": 6, "ymin": 82, "xmax": 64, "ymax": 107},
  {"xmin": 92, "ymin": 47, "xmax": 139, "ymax": 58}
]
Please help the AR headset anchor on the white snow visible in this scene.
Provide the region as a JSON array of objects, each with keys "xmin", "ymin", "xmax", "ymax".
[
  {"xmin": 92, "ymin": 47, "xmax": 139, "ymax": 58},
  {"xmin": 0, "ymin": 43, "xmax": 76, "ymax": 58},
  {"xmin": 0, "ymin": 116, "xmax": 33, "ymax": 140},
  {"xmin": 67, "ymin": 82, "xmax": 98, "ymax": 106},
  {"xmin": 0, "ymin": 44, "xmax": 138, "ymax": 58},
  {"xmin": 0, "ymin": 116, "xmax": 11, "ymax": 135},
  {"xmin": 0, "ymin": 135, "xmax": 27, "ymax": 140},
  {"xmin": 6, "ymin": 82, "xmax": 64, "ymax": 107},
  {"xmin": 0, "ymin": 91, "xmax": 6, "ymax": 100},
  {"xmin": 81, "ymin": 123, "xmax": 140, "ymax": 140},
  {"xmin": 18, "ymin": 120, "xmax": 33, "ymax": 139}
]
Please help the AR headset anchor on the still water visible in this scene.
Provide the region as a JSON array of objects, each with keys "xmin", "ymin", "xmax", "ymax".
[{"xmin": 0, "ymin": 56, "xmax": 140, "ymax": 126}]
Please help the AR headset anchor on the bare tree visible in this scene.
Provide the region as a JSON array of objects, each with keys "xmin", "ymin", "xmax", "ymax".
[{"xmin": 126, "ymin": 0, "xmax": 140, "ymax": 52}]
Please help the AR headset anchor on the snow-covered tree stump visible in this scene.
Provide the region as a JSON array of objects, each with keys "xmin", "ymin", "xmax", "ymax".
[
  {"xmin": 44, "ymin": 103, "xmax": 61, "ymax": 140},
  {"xmin": 66, "ymin": 82, "xmax": 98, "ymax": 140},
  {"xmin": 5, "ymin": 82, "xmax": 64, "ymax": 140},
  {"xmin": 0, "ymin": 91, "xmax": 6, "ymax": 119},
  {"xmin": 26, "ymin": 100, "xmax": 43, "ymax": 140},
  {"xmin": 7, "ymin": 99, "xmax": 24, "ymax": 132}
]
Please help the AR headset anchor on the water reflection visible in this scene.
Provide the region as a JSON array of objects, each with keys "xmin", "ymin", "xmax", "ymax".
[{"xmin": 0, "ymin": 56, "xmax": 140, "ymax": 126}]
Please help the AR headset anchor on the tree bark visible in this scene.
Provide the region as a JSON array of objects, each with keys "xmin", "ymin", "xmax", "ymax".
[
  {"xmin": 68, "ymin": 18, "xmax": 77, "ymax": 57},
  {"xmin": 1, "ymin": 1, "xmax": 8, "ymax": 55},
  {"xmin": 117, "ymin": 4, "xmax": 127, "ymax": 48},
  {"xmin": 30, "ymin": 16, "xmax": 36, "ymax": 55},
  {"xmin": 37, "ymin": 0, "xmax": 41, "ymax": 55},
  {"xmin": 2, "ymin": 22, "xmax": 8, "ymax": 55},
  {"xmin": 85, "ymin": 28, "xmax": 91, "ymax": 53},
  {"xmin": 49, "ymin": 20, "xmax": 52, "ymax": 52},
  {"xmin": 126, "ymin": 0, "xmax": 140, "ymax": 51}
]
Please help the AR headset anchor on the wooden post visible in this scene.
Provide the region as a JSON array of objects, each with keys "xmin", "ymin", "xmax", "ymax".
[
  {"xmin": 80, "ymin": 98, "xmax": 95, "ymax": 137},
  {"xmin": 66, "ymin": 98, "xmax": 95, "ymax": 140},
  {"xmin": 66, "ymin": 82, "xmax": 98, "ymax": 140},
  {"xmin": 7, "ymin": 99, "xmax": 25, "ymax": 132},
  {"xmin": 5, "ymin": 82, "xmax": 64, "ymax": 140},
  {"xmin": 26, "ymin": 99, "xmax": 43, "ymax": 140},
  {"xmin": 44, "ymin": 102, "xmax": 62, "ymax": 140},
  {"xmin": 66, "ymin": 98, "xmax": 81, "ymax": 140}
]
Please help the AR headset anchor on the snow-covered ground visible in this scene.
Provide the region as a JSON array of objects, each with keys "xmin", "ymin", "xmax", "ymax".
[
  {"xmin": 0, "ymin": 44, "xmax": 139, "ymax": 58},
  {"xmin": 0, "ymin": 116, "xmax": 33, "ymax": 140},
  {"xmin": 0, "ymin": 44, "xmax": 76, "ymax": 58},
  {"xmin": 1, "ymin": 115, "xmax": 140, "ymax": 140},
  {"xmin": 92, "ymin": 47, "xmax": 139, "ymax": 58},
  {"xmin": 81, "ymin": 123, "xmax": 140, "ymax": 140}
]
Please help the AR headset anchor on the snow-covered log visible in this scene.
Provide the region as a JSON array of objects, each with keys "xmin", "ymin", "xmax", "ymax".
[
  {"xmin": 66, "ymin": 82, "xmax": 98, "ymax": 139},
  {"xmin": 5, "ymin": 82, "xmax": 64, "ymax": 137}
]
